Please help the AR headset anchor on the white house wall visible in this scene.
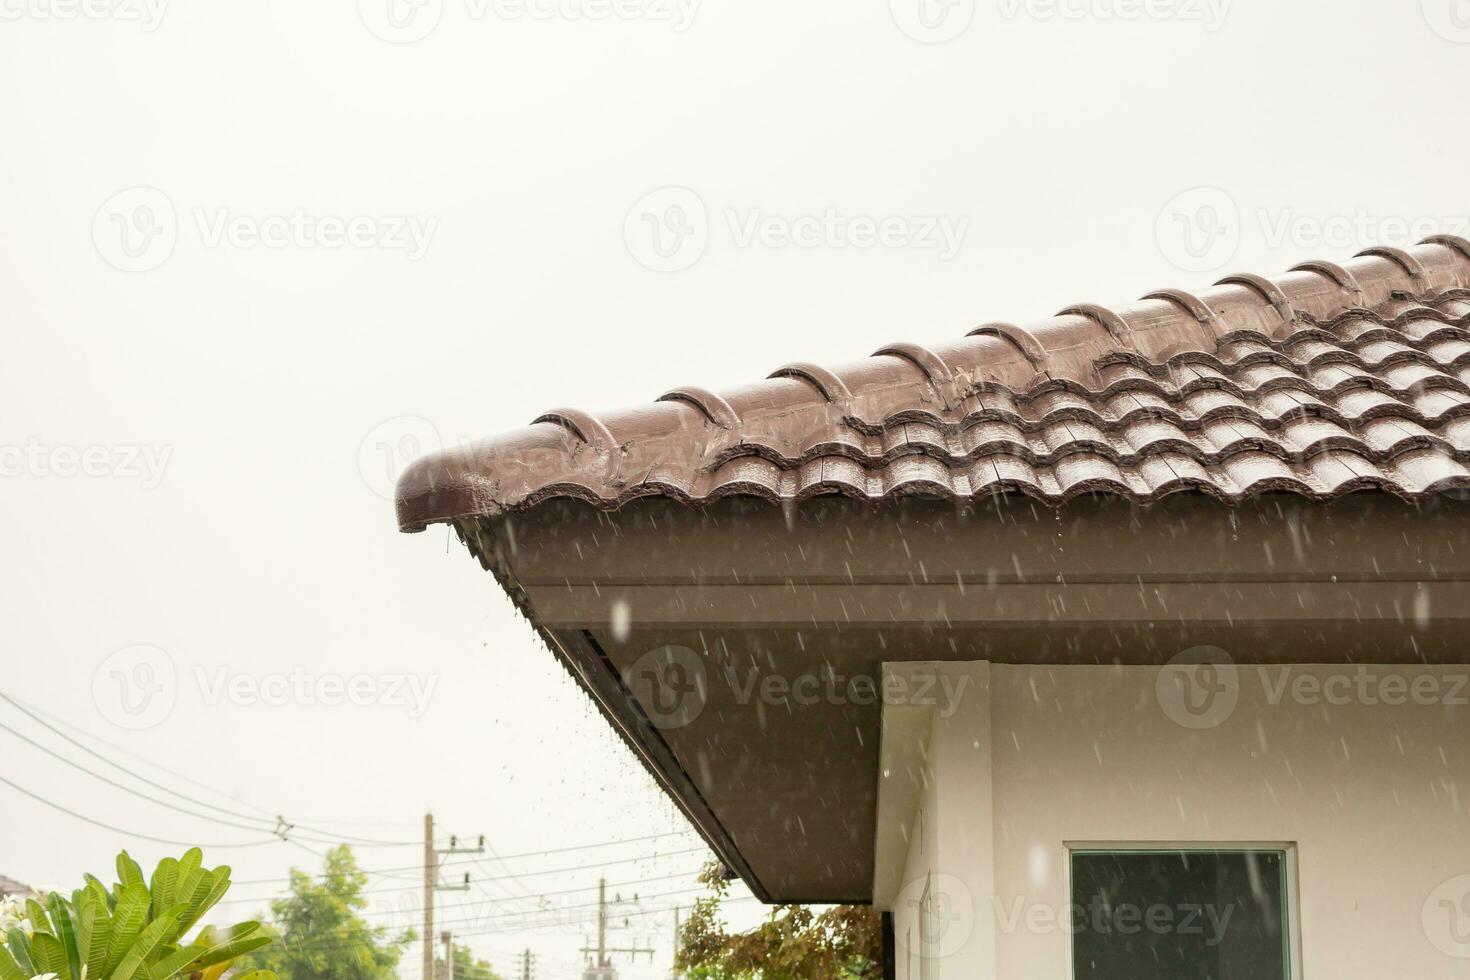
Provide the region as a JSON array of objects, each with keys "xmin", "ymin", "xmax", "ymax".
[
  {"xmin": 877, "ymin": 661, "xmax": 1470, "ymax": 979},
  {"xmin": 883, "ymin": 661, "xmax": 996, "ymax": 979}
]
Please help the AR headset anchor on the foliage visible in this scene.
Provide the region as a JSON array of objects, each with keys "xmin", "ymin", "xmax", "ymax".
[
  {"xmin": 0, "ymin": 899, "xmax": 25, "ymax": 940},
  {"xmin": 237, "ymin": 846, "xmax": 411, "ymax": 980},
  {"xmin": 435, "ymin": 942, "xmax": 503, "ymax": 980},
  {"xmin": 675, "ymin": 864, "xmax": 881, "ymax": 980},
  {"xmin": 0, "ymin": 848, "xmax": 274, "ymax": 980}
]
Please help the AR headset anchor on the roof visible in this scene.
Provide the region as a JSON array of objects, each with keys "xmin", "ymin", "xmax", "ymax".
[
  {"xmin": 395, "ymin": 239, "xmax": 1470, "ymax": 904},
  {"xmin": 0, "ymin": 874, "xmax": 33, "ymax": 897},
  {"xmin": 397, "ymin": 238, "xmax": 1470, "ymax": 530}
]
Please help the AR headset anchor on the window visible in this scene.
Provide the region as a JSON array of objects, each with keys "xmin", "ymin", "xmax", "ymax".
[{"xmin": 1070, "ymin": 847, "xmax": 1294, "ymax": 980}]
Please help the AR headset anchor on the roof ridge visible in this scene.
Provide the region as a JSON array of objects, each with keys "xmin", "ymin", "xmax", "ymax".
[{"xmin": 534, "ymin": 236, "xmax": 1470, "ymax": 446}]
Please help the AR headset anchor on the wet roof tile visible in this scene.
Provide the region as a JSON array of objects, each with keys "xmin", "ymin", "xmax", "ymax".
[{"xmin": 397, "ymin": 241, "xmax": 1470, "ymax": 529}]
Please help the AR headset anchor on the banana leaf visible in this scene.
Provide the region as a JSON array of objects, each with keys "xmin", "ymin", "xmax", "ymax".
[
  {"xmin": 46, "ymin": 893, "xmax": 80, "ymax": 980},
  {"xmin": 173, "ymin": 851, "xmax": 202, "ymax": 908},
  {"xmin": 115, "ymin": 853, "xmax": 145, "ymax": 892},
  {"xmin": 30, "ymin": 931, "xmax": 71, "ymax": 980},
  {"xmin": 0, "ymin": 947, "xmax": 27, "ymax": 980},
  {"xmin": 26, "ymin": 900, "xmax": 52, "ymax": 938},
  {"xmin": 5, "ymin": 929, "xmax": 34, "ymax": 976},
  {"xmin": 148, "ymin": 859, "xmax": 178, "ymax": 923},
  {"xmin": 109, "ymin": 911, "xmax": 183, "ymax": 980},
  {"xmin": 176, "ymin": 868, "xmax": 227, "ymax": 936},
  {"xmin": 103, "ymin": 884, "xmax": 151, "ymax": 977},
  {"xmin": 75, "ymin": 888, "xmax": 112, "ymax": 980}
]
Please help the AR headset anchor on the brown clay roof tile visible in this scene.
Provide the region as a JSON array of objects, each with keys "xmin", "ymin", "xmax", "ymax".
[{"xmin": 397, "ymin": 239, "xmax": 1470, "ymax": 530}]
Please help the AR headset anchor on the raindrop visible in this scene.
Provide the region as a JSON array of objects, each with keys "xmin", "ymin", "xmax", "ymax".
[{"xmin": 610, "ymin": 599, "xmax": 632, "ymax": 642}]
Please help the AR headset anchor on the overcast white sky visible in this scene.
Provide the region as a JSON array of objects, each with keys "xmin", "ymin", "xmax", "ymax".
[{"xmin": 3, "ymin": 1, "xmax": 1470, "ymax": 977}]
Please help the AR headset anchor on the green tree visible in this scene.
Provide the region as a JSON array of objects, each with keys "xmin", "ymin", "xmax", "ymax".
[
  {"xmin": 435, "ymin": 942, "xmax": 504, "ymax": 980},
  {"xmin": 676, "ymin": 864, "xmax": 880, "ymax": 980},
  {"xmin": 239, "ymin": 846, "xmax": 412, "ymax": 980}
]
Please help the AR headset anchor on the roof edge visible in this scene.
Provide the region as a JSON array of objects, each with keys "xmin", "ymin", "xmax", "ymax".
[{"xmin": 397, "ymin": 239, "xmax": 1470, "ymax": 531}]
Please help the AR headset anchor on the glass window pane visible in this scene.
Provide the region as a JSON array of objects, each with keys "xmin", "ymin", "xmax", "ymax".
[{"xmin": 1070, "ymin": 849, "xmax": 1291, "ymax": 980}]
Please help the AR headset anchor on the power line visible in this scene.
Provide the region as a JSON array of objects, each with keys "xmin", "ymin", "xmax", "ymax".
[
  {"xmin": 0, "ymin": 772, "xmax": 281, "ymax": 849},
  {"xmin": 248, "ymin": 884, "xmax": 743, "ymax": 956},
  {"xmin": 0, "ymin": 695, "xmax": 724, "ymax": 954},
  {"xmin": 284, "ymin": 839, "xmax": 332, "ymax": 864},
  {"xmin": 462, "ymin": 848, "xmax": 708, "ymax": 886},
  {"xmin": 411, "ymin": 936, "xmax": 589, "ymax": 977},
  {"xmin": 448, "ymin": 835, "xmax": 705, "ymax": 922},
  {"xmin": 0, "ymin": 691, "xmax": 293, "ymax": 827},
  {"xmin": 466, "ymin": 839, "xmax": 562, "ymax": 924},
  {"xmin": 219, "ymin": 845, "xmax": 708, "ymax": 906},
  {"xmin": 7, "ymin": 686, "xmax": 700, "ymax": 873},
  {"xmin": 230, "ymin": 867, "xmax": 707, "ymax": 920},
  {"xmin": 1, "ymin": 691, "xmax": 280, "ymax": 818},
  {"xmin": 0, "ymin": 715, "xmax": 311, "ymax": 835},
  {"xmin": 0, "ymin": 691, "xmax": 420, "ymax": 847},
  {"xmin": 462, "ymin": 856, "xmax": 546, "ymax": 930},
  {"xmin": 412, "ymin": 947, "xmax": 586, "ymax": 980},
  {"xmin": 294, "ymin": 894, "xmax": 747, "ymax": 955},
  {"xmin": 583, "ymin": 877, "xmax": 654, "ymax": 970},
  {"xmin": 241, "ymin": 871, "xmax": 722, "ymax": 949},
  {"xmin": 226, "ymin": 835, "xmax": 702, "ymax": 888},
  {"xmin": 471, "ymin": 830, "xmax": 698, "ymax": 864}
]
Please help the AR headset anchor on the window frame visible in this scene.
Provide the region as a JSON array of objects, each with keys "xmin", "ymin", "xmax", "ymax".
[{"xmin": 1063, "ymin": 841, "xmax": 1303, "ymax": 980}]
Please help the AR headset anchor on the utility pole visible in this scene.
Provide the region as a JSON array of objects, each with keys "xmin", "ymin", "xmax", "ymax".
[
  {"xmin": 423, "ymin": 813, "xmax": 485, "ymax": 980},
  {"xmin": 579, "ymin": 878, "xmax": 655, "ymax": 969},
  {"xmin": 597, "ymin": 878, "xmax": 606, "ymax": 966},
  {"xmin": 423, "ymin": 814, "xmax": 433, "ymax": 980},
  {"xmin": 518, "ymin": 949, "xmax": 535, "ymax": 980},
  {"xmin": 440, "ymin": 932, "xmax": 454, "ymax": 980},
  {"xmin": 671, "ymin": 907, "xmax": 681, "ymax": 979}
]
